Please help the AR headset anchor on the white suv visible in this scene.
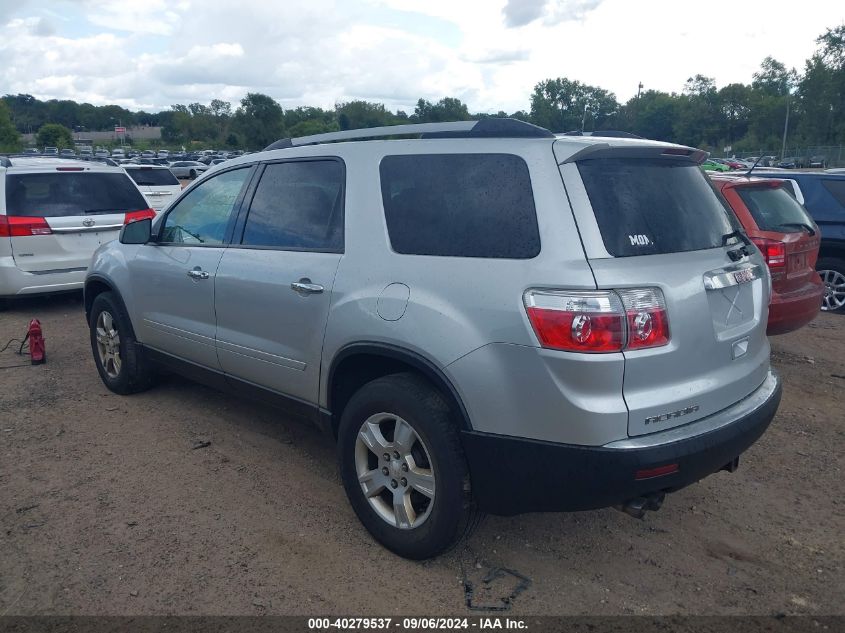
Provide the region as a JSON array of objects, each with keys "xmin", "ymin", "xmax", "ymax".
[
  {"xmin": 0, "ymin": 156, "xmax": 154, "ymax": 306},
  {"xmin": 122, "ymin": 164, "xmax": 183, "ymax": 212}
]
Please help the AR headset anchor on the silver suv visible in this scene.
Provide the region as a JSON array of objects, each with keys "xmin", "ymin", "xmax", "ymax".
[
  {"xmin": 84, "ymin": 119, "xmax": 782, "ymax": 559},
  {"xmin": 1, "ymin": 156, "xmax": 153, "ymax": 306}
]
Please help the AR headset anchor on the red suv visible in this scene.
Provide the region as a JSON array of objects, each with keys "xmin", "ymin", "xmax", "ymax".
[{"xmin": 711, "ymin": 174, "xmax": 823, "ymax": 335}]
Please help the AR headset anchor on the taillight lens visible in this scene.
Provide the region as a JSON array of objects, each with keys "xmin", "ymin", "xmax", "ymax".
[
  {"xmin": 124, "ymin": 208, "xmax": 156, "ymax": 224},
  {"xmin": 751, "ymin": 237, "xmax": 786, "ymax": 269},
  {"xmin": 0, "ymin": 215, "xmax": 53, "ymax": 237},
  {"xmin": 525, "ymin": 290, "xmax": 625, "ymax": 352},
  {"xmin": 618, "ymin": 288, "xmax": 670, "ymax": 350},
  {"xmin": 524, "ymin": 288, "xmax": 670, "ymax": 354}
]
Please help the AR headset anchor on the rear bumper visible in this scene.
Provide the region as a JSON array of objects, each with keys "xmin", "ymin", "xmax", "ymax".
[
  {"xmin": 767, "ymin": 281, "xmax": 823, "ymax": 335},
  {"xmin": 0, "ymin": 259, "xmax": 86, "ymax": 298},
  {"xmin": 461, "ymin": 370, "xmax": 781, "ymax": 515}
]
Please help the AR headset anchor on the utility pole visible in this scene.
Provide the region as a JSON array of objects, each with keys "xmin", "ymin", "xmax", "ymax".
[
  {"xmin": 780, "ymin": 94, "xmax": 790, "ymax": 160},
  {"xmin": 634, "ymin": 82, "xmax": 643, "ymax": 133},
  {"xmin": 581, "ymin": 103, "xmax": 588, "ymax": 132}
]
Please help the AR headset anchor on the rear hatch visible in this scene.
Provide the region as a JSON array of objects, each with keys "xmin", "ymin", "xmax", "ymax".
[
  {"xmin": 732, "ymin": 182, "xmax": 821, "ymax": 293},
  {"xmin": 4, "ymin": 168, "xmax": 151, "ymax": 273},
  {"xmin": 125, "ymin": 166, "xmax": 182, "ymax": 212},
  {"xmin": 556, "ymin": 143, "xmax": 771, "ymax": 437}
]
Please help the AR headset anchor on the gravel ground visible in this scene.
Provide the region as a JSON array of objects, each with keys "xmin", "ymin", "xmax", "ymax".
[{"xmin": 0, "ymin": 293, "xmax": 842, "ymax": 616}]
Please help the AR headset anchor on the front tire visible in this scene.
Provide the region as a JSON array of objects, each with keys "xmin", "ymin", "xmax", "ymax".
[
  {"xmin": 338, "ymin": 373, "xmax": 476, "ymax": 559},
  {"xmin": 189, "ymin": 169, "xmax": 197, "ymax": 179},
  {"xmin": 817, "ymin": 257, "xmax": 845, "ymax": 312},
  {"xmin": 89, "ymin": 292, "xmax": 155, "ymax": 394}
]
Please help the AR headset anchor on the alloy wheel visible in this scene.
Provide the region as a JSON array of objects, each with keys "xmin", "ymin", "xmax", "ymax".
[
  {"xmin": 95, "ymin": 311, "xmax": 122, "ymax": 378},
  {"xmin": 354, "ymin": 413, "xmax": 436, "ymax": 529},
  {"xmin": 819, "ymin": 269, "xmax": 845, "ymax": 311}
]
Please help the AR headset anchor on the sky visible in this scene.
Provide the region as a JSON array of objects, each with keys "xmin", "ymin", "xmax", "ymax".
[{"xmin": 1, "ymin": 0, "xmax": 843, "ymax": 115}]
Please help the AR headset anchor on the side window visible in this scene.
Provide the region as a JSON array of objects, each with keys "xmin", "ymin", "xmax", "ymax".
[
  {"xmin": 160, "ymin": 168, "xmax": 251, "ymax": 245},
  {"xmin": 822, "ymin": 179, "xmax": 845, "ymax": 207},
  {"xmin": 241, "ymin": 160, "xmax": 344, "ymax": 251},
  {"xmin": 379, "ymin": 154, "xmax": 540, "ymax": 258}
]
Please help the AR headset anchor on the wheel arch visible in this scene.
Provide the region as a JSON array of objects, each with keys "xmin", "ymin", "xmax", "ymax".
[
  {"xmin": 818, "ymin": 238, "xmax": 845, "ymax": 262},
  {"xmin": 326, "ymin": 343, "xmax": 473, "ymax": 437},
  {"xmin": 84, "ymin": 275, "xmax": 137, "ymax": 337}
]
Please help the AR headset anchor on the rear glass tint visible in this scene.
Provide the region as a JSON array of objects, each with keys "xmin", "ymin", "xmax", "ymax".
[
  {"xmin": 5, "ymin": 172, "xmax": 148, "ymax": 217},
  {"xmin": 578, "ymin": 158, "xmax": 738, "ymax": 257},
  {"xmin": 822, "ymin": 179, "xmax": 845, "ymax": 206},
  {"xmin": 736, "ymin": 185, "xmax": 815, "ymax": 233},
  {"xmin": 380, "ymin": 154, "xmax": 540, "ymax": 258},
  {"xmin": 125, "ymin": 168, "xmax": 179, "ymax": 187}
]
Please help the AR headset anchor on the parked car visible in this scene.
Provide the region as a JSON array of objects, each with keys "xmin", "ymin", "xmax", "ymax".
[
  {"xmin": 122, "ymin": 165, "xmax": 183, "ymax": 212},
  {"xmin": 23, "ymin": 148, "xmax": 40, "ymax": 155},
  {"xmin": 0, "ymin": 156, "xmax": 154, "ymax": 307},
  {"xmin": 808, "ymin": 156, "xmax": 827, "ymax": 168},
  {"xmin": 777, "ymin": 157, "xmax": 803, "ymax": 169},
  {"xmin": 111, "ymin": 148, "xmax": 126, "ymax": 159},
  {"xmin": 43, "ymin": 147, "xmax": 58, "ymax": 156},
  {"xmin": 701, "ymin": 159, "xmax": 730, "ymax": 172},
  {"xmin": 84, "ymin": 119, "xmax": 781, "ymax": 559},
  {"xmin": 710, "ymin": 174, "xmax": 823, "ymax": 334},
  {"xmin": 168, "ymin": 160, "xmax": 210, "ymax": 179},
  {"xmin": 747, "ymin": 170, "xmax": 845, "ymax": 312},
  {"xmin": 59, "ymin": 148, "xmax": 76, "ymax": 157},
  {"xmin": 94, "ymin": 148, "xmax": 110, "ymax": 158}
]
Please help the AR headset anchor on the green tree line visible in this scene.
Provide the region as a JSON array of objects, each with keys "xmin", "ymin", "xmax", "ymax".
[{"xmin": 2, "ymin": 25, "xmax": 843, "ymax": 153}]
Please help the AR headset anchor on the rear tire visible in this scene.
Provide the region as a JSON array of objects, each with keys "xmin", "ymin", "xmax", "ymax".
[
  {"xmin": 89, "ymin": 292, "xmax": 156, "ymax": 394},
  {"xmin": 189, "ymin": 169, "xmax": 197, "ymax": 179},
  {"xmin": 817, "ymin": 257, "xmax": 845, "ymax": 312},
  {"xmin": 338, "ymin": 373, "xmax": 477, "ymax": 559}
]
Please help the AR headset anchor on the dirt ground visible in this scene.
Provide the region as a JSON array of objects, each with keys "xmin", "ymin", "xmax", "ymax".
[{"xmin": 0, "ymin": 293, "xmax": 842, "ymax": 616}]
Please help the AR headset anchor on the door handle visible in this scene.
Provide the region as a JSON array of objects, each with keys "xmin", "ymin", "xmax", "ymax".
[
  {"xmin": 291, "ymin": 278, "xmax": 324, "ymax": 295},
  {"xmin": 187, "ymin": 267, "xmax": 210, "ymax": 280}
]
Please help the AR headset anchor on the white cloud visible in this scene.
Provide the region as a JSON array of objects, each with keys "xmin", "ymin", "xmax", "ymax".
[{"xmin": 0, "ymin": 0, "xmax": 842, "ymax": 116}]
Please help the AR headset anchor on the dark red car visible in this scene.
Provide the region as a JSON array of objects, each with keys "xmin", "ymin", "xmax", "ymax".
[{"xmin": 711, "ymin": 174, "xmax": 823, "ymax": 335}]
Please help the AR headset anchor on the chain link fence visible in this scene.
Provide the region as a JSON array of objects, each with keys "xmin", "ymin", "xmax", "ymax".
[{"xmin": 730, "ymin": 145, "xmax": 845, "ymax": 168}]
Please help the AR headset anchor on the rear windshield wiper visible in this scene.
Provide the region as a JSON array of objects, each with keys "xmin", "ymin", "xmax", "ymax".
[{"xmin": 776, "ymin": 222, "xmax": 816, "ymax": 236}]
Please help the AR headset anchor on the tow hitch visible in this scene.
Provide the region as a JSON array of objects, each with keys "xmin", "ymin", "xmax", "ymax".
[{"xmin": 614, "ymin": 492, "xmax": 666, "ymax": 519}]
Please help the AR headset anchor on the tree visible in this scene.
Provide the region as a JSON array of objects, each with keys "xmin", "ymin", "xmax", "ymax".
[
  {"xmin": 232, "ymin": 93, "xmax": 285, "ymax": 149},
  {"xmin": 529, "ymin": 78, "xmax": 618, "ymax": 132},
  {"xmin": 336, "ymin": 100, "xmax": 393, "ymax": 130},
  {"xmin": 412, "ymin": 97, "xmax": 471, "ymax": 123},
  {"xmin": 0, "ymin": 101, "xmax": 21, "ymax": 152},
  {"xmin": 752, "ymin": 57, "xmax": 797, "ymax": 97},
  {"xmin": 36, "ymin": 123, "xmax": 73, "ymax": 149}
]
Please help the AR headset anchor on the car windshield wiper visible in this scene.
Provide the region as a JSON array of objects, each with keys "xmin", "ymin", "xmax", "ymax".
[
  {"xmin": 721, "ymin": 229, "xmax": 751, "ymax": 247},
  {"xmin": 776, "ymin": 222, "xmax": 816, "ymax": 236}
]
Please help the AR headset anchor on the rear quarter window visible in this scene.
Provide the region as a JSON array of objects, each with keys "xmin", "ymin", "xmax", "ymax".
[
  {"xmin": 578, "ymin": 158, "xmax": 738, "ymax": 257},
  {"xmin": 380, "ymin": 153, "xmax": 540, "ymax": 258},
  {"xmin": 5, "ymin": 172, "xmax": 149, "ymax": 217}
]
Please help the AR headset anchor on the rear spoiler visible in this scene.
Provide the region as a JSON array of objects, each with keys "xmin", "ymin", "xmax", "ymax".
[{"xmin": 559, "ymin": 144, "xmax": 709, "ymax": 165}]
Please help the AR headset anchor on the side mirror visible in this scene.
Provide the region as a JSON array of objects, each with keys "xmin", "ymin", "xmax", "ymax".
[{"xmin": 120, "ymin": 217, "xmax": 152, "ymax": 244}]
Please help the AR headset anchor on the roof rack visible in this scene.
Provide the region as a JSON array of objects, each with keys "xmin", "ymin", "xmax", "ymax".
[
  {"xmin": 561, "ymin": 130, "xmax": 644, "ymax": 139},
  {"xmin": 264, "ymin": 118, "xmax": 554, "ymax": 151}
]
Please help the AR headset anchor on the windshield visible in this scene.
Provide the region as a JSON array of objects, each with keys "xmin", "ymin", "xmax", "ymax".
[
  {"xmin": 5, "ymin": 172, "xmax": 149, "ymax": 217},
  {"xmin": 126, "ymin": 168, "xmax": 179, "ymax": 186},
  {"xmin": 578, "ymin": 158, "xmax": 739, "ymax": 257},
  {"xmin": 736, "ymin": 184, "xmax": 815, "ymax": 232}
]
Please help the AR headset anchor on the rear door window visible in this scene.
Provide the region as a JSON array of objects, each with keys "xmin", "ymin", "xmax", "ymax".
[
  {"xmin": 5, "ymin": 172, "xmax": 148, "ymax": 217},
  {"xmin": 380, "ymin": 154, "xmax": 540, "ymax": 258},
  {"xmin": 240, "ymin": 160, "xmax": 344, "ymax": 251},
  {"xmin": 736, "ymin": 185, "xmax": 815, "ymax": 232},
  {"xmin": 126, "ymin": 168, "xmax": 179, "ymax": 187},
  {"xmin": 577, "ymin": 158, "xmax": 738, "ymax": 257}
]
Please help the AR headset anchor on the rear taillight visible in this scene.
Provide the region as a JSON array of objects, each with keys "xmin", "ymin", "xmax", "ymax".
[
  {"xmin": 618, "ymin": 288, "xmax": 670, "ymax": 350},
  {"xmin": 524, "ymin": 288, "xmax": 670, "ymax": 354},
  {"xmin": 751, "ymin": 237, "xmax": 786, "ymax": 269},
  {"xmin": 0, "ymin": 215, "xmax": 53, "ymax": 237},
  {"xmin": 124, "ymin": 209, "xmax": 156, "ymax": 224}
]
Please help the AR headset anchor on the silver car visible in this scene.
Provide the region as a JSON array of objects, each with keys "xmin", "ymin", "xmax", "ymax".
[
  {"xmin": 84, "ymin": 119, "xmax": 782, "ymax": 559},
  {"xmin": 168, "ymin": 161, "xmax": 209, "ymax": 179},
  {"xmin": 0, "ymin": 156, "xmax": 153, "ymax": 306}
]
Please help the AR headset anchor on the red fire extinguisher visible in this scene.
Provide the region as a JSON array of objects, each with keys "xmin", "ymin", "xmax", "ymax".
[{"xmin": 26, "ymin": 319, "xmax": 46, "ymax": 365}]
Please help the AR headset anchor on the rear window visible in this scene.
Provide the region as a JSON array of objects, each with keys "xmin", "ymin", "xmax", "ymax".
[
  {"xmin": 736, "ymin": 185, "xmax": 815, "ymax": 233},
  {"xmin": 578, "ymin": 158, "xmax": 738, "ymax": 257},
  {"xmin": 5, "ymin": 172, "xmax": 148, "ymax": 217},
  {"xmin": 380, "ymin": 154, "xmax": 540, "ymax": 258},
  {"xmin": 125, "ymin": 168, "xmax": 179, "ymax": 187},
  {"xmin": 822, "ymin": 179, "xmax": 845, "ymax": 206}
]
